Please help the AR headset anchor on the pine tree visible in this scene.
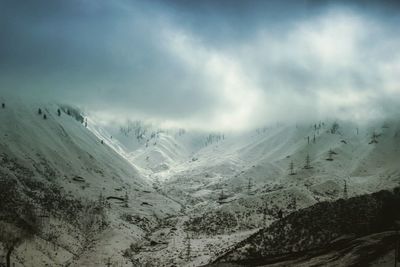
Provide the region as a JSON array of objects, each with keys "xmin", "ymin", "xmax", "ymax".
[
  {"xmin": 57, "ymin": 108, "xmax": 61, "ymax": 116},
  {"xmin": 43, "ymin": 114, "xmax": 47, "ymax": 120},
  {"xmin": 38, "ymin": 108, "xmax": 42, "ymax": 115},
  {"xmin": 1, "ymin": 103, "xmax": 5, "ymax": 108}
]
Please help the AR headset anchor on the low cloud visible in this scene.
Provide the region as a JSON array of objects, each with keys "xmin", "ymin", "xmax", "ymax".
[{"xmin": 0, "ymin": 0, "xmax": 399, "ymax": 131}]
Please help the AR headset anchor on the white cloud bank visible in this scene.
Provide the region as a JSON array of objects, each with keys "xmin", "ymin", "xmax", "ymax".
[{"xmin": 1, "ymin": 1, "xmax": 399, "ymax": 131}]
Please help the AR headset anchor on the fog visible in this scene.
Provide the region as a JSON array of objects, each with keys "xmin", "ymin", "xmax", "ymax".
[{"xmin": 1, "ymin": 0, "xmax": 399, "ymax": 131}]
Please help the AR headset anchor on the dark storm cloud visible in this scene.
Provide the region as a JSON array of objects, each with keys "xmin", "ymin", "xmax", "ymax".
[
  {"xmin": 0, "ymin": 0, "xmax": 399, "ymax": 130},
  {"xmin": 154, "ymin": 0, "xmax": 400, "ymax": 40},
  {"xmin": 0, "ymin": 0, "xmax": 219, "ymax": 118}
]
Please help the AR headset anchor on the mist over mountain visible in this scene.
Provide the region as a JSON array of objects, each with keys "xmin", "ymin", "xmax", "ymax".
[{"xmin": 1, "ymin": 1, "xmax": 400, "ymax": 267}]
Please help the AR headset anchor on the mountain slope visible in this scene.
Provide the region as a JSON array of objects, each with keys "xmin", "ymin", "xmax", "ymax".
[
  {"xmin": 212, "ymin": 187, "xmax": 400, "ymax": 266},
  {"xmin": 0, "ymin": 99, "xmax": 182, "ymax": 266},
  {"xmin": 2, "ymin": 98, "xmax": 400, "ymax": 266}
]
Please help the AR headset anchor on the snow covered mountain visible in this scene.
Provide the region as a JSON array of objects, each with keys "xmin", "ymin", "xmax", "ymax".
[
  {"xmin": 0, "ymin": 99, "xmax": 181, "ymax": 266},
  {"xmin": 86, "ymin": 114, "xmax": 400, "ymax": 266},
  {"xmin": 154, "ymin": 119, "xmax": 400, "ymax": 209},
  {"xmin": 1, "ymin": 98, "xmax": 400, "ymax": 267}
]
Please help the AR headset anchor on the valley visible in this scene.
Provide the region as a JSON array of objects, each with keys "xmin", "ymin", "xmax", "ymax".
[{"xmin": 1, "ymin": 99, "xmax": 399, "ymax": 266}]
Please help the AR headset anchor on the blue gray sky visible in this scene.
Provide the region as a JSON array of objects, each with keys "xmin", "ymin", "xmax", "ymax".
[{"xmin": 1, "ymin": 0, "xmax": 399, "ymax": 130}]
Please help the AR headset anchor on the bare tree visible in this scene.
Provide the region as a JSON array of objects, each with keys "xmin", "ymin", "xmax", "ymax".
[
  {"xmin": 289, "ymin": 161, "xmax": 296, "ymax": 175},
  {"xmin": 124, "ymin": 191, "xmax": 129, "ymax": 208},
  {"xmin": 262, "ymin": 204, "xmax": 268, "ymax": 226},
  {"xmin": 0, "ymin": 224, "xmax": 27, "ymax": 267},
  {"xmin": 105, "ymin": 257, "xmax": 112, "ymax": 267},
  {"xmin": 289, "ymin": 197, "xmax": 297, "ymax": 210},
  {"xmin": 304, "ymin": 154, "xmax": 312, "ymax": 169},
  {"xmin": 343, "ymin": 179, "xmax": 348, "ymax": 199},
  {"xmin": 247, "ymin": 177, "xmax": 253, "ymax": 195},
  {"xmin": 218, "ymin": 188, "xmax": 226, "ymax": 202},
  {"xmin": 98, "ymin": 192, "xmax": 106, "ymax": 209},
  {"xmin": 79, "ymin": 200, "xmax": 107, "ymax": 248},
  {"xmin": 0, "ymin": 206, "xmax": 39, "ymax": 267},
  {"xmin": 184, "ymin": 232, "xmax": 191, "ymax": 262}
]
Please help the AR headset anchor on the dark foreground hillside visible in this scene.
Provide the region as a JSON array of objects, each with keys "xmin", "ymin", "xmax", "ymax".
[{"xmin": 211, "ymin": 187, "xmax": 400, "ymax": 266}]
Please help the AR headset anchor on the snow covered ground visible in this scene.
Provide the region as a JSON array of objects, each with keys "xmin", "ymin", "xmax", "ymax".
[
  {"xmin": 1, "ymin": 97, "xmax": 399, "ymax": 266},
  {"xmin": 0, "ymin": 99, "xmax": 181, "ymax": 266}
]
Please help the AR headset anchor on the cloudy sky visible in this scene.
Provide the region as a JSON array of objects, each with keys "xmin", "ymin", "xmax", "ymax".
[{"xmin": 1, "ymin": 0, "xmax": 399, "ymax": 131}]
